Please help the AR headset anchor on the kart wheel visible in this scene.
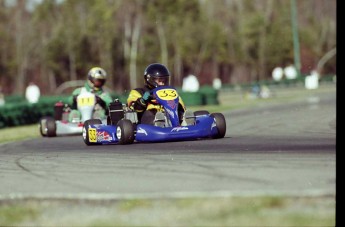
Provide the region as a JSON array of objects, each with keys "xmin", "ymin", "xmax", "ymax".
[
  {"xmin": 83, "ymin": 119, "xmax": 102, "ymax": 146},
  {"xmin": 210, "ymin": 113, "xmax": 226, "ymax": 139},
  {"xmin": 116, "ymin": 119, "xmax": 134, "ymax": 145},
  {"xmin": 39, "ymin": 116, "xmax": 49, "ymax": 137},
  {"xmin": 40, "ymin": 116, "xmax": 56, "ymax": 137},
  {"xmin": 194, "ymin": 110, "xmax": 210, "ymax": 116}
]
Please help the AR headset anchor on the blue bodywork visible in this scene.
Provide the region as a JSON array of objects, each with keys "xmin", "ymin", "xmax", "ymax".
[{"xmin": 85, "ymin": 86, "xmax": 220, "ymax": 144}]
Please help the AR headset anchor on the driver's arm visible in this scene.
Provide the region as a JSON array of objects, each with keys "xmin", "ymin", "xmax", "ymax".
[
  {"xmin": 127, "ymin": 89, "xmax": 148, "ymax": 112},
  {"xmin": 69, "ymin": 88, "xmax": 81, "ymax": 109},
  {"xmin": 178, "ymin": 96, "xmax": 186, "ymax": 123},
  {"xmin": 98, "ymin": 92, "xmax": 113, "ymax": 107},
  {"xmin": 178, "ymin": 96, "xmax": 186, "ymax": 112}
]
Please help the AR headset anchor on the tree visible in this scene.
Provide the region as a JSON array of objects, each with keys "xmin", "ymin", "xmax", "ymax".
[{"xmin": 0, "ymin": 0, "xmax": 337, "ymax": 95}]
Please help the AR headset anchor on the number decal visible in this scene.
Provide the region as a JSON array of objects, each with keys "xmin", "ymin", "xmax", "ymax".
[
  {"xmin": 156, "ymin": 89, "xmax": 179, "ymax": 101},
  {"xmin": 88, "ymin": 128, "xmax": 97, "ymax": 142},
  {"xmin": 77, "ymin": 96, "xmax": 95, "ymax": 107}
]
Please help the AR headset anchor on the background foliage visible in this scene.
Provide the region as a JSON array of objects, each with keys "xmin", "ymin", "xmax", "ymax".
[{"xmin": 0, "ymin": 0, "xmax": 336, "ymax": 95}]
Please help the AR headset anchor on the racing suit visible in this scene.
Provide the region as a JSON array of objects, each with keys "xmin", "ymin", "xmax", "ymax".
[
  {"xmin": 67, "ymin": 82, "xmax": 113, "ymax": 121},
  {"xmin": 127, "ymin": 86, "xmax": 186, "ymax": 124}
]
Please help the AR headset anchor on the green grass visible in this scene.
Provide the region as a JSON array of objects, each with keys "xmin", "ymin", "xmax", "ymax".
[
  {"xmin": 0, "ymin": 195, "xmax": 335, "ymax": 226},
  {"xmin": 0, "ymin": 203, "xmax": 39, "ymax": 225},
  {"xmin": 0, "ymin": 124, "xmax": 40, "ymax": 144}
]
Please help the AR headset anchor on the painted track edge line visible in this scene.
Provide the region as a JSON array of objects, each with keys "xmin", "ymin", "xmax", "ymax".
[{"xmin": 0, "ymin": 189, "xmax": 335, "ymax": 201}]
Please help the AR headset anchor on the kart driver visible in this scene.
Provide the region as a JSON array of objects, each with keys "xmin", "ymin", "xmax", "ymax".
[
  {"xmin": 127, "ymin": 63, "xmax": 187, "ymax": 125},
  {"xmin": 68, "ymin": 67, "xmax": 113, "ymax": 121}
]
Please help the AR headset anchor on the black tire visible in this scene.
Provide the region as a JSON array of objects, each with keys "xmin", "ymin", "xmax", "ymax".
[
  {"xmin": 194, "ymin": 110, "xmax": 210, "ymax": 116},
  {"xmin": 39, "ymin": 116, "xmax": 49, "ymax": 137},
  {"xmin": 82, "ymin": 119, "xmax": 102, "ymax": 146},
  {"xmin": 41, "ymin": 116, "xmax": 56, "ymax": 137},
  {"xmin": 116, "ymin": 119, "xmax": 135, "ymax": 145},
  {"xmin": 210, "ymin": 113, "xmax": 226, "ymax": 139}
]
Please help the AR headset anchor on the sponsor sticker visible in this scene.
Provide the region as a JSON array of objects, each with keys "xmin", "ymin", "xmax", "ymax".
[
  {"xmin": 88, "ymin": 128, "xmax": 97, "ymax": 142},
  {"xmin": 97, "ymin": 131, "xmax": 112, "ymax": 142},
  {"xmin": 167, "ymin": 100, "xmax": 177, "ymax": 109},
  {"xmin": 77, "ymin": 96, "xmax": 95, "ymax": 107},
  {"xmin": 156, "ymin": 89, "xmax": 178, "ymax": 101},
  {"xmin": 137, "ymin": 127, "xmax": 148, "ymax": 136},
  {"xmin": 171, "ymin": 127, "xmax": 188, "ymax": 132},
  {"xmin": 211, "ymin": 120, "xmax": 217, "ymax": 130},
  {"xmin": 165, "ymin": 109, "xmax": 175, "ymax": 119}
]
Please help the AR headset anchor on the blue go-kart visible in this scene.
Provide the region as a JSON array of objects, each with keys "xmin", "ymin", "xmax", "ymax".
[{"xmin": 82, "ymin": 86, "xmax": 226, "ymax": 145}]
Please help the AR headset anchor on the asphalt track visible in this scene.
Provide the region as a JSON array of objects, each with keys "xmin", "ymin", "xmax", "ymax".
[{"xmin": 0, "ymin": 88, "xmax": 336, "ymax": 199}]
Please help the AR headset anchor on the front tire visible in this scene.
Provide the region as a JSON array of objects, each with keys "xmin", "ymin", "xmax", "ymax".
[
  {"xmin": 116, "ymin": 119, "xmax": 134, "ymax": 145},
  {"xmin": 210, "ymin": 113, "xmax": 226, "ymax": 139},
  {"xmin": 82, "ymin": 119, "xmax": 102, "ymax": 145}
]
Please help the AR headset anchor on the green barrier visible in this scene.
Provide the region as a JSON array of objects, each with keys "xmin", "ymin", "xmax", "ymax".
[
  {"xmin": 0, "ymin": 102, "xmax": 29, "ymax": 128},
  {"xmin": 178, "ymin": 92, "xmax": 204, "ymax": 106},
  {"xmin": 0, "ymin": 95, "xmax": 71, "ymax": 129},
  {"xmin": 199, "ymin": 86, "xmax": 219, "ymax": 105},
  {"xmin": 319, "ymin": 75, "xmax": 335, "ymax": 82},
  {"xmin": 4, "ymin": 94, "xmax": 26, "ymax": 103}
]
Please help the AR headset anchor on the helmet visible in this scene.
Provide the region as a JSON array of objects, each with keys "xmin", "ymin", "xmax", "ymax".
[
  {"xmin": 144, "ymin": 63, "xmax": 170, "ymax": 89},
  {"xmin": 87, "ymin": 67, "xmax": 107, "ymax": 90}
]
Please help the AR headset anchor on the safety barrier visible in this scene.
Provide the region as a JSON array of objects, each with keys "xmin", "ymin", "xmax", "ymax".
[{"xmin": 0, "ymin": 95, "xmax": 70, "ymax": 129}]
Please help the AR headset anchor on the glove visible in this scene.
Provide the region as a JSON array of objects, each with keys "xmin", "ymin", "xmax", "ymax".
[
  {"xmin": 96, "ymin": 95, "xmax": 106, "ymax": 109},
  {"xmin": 140, "ymin": 91, "xmax": 152, "ymax": 104}
]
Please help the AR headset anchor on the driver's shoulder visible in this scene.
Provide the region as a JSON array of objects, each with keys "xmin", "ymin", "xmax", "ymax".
[
  {"xmin": 136, "ymin": 87, "xmax": 148, "ymax": 93},
  {"xmin": 72, "ymin": 87, "xmax": 82, "ymax": 95}
]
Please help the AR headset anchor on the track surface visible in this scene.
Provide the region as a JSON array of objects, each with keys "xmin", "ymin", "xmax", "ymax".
[{"xmin": 0, "ymin": 89, "xmax": 336, "ymax": 198}]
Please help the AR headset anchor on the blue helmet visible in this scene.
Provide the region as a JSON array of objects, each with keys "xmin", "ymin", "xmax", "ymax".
[{"xmin": 144, "ymin": 63, "xmax": 170, "ymax": 89}]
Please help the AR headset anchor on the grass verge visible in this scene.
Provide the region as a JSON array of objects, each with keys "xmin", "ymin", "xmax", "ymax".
[
  {"xmin": 0, "ymin": 124, "xmax": 40, "ymax": 144},
  {"xmin": 0, "ymin": 195, "xmax": 335, "ymax": 226}
]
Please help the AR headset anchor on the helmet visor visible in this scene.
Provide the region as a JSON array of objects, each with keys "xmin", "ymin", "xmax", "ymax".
[
  {"xmin": 92, "ymin": 78, "xmax": 106, "ymax": 88},
  {"xmin": 149, "ymin": 75, "xmax": 170, "ymax": 87}
]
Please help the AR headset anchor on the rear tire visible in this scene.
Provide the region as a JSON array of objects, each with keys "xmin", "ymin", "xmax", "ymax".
[
  {"xmin": 210, "ymin": 113, "xmax": 226, "ymax": 138},
  {"xmin": 116, "ymin": 119, "xmax": 134, "ymax": 145},
  {"xmin": 83, "ymin": 119, "xmax": 102, "ymax": 145},
  {"xmin": 40, "ymin": 116, "xmax": 56, "ymax": 137},
  {"xmin": 39, "ymin": 116, "xmax": 49, "ymax": 137}
]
